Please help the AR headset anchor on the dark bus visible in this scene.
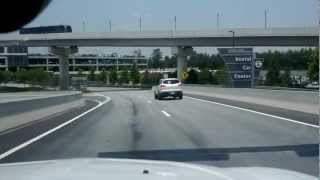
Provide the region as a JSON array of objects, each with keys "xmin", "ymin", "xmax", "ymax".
[{"xmin": 19, "ymin": 25, "xmax": 72, "ymax": 34}]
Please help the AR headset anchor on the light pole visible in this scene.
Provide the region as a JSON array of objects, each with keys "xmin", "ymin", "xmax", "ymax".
[
  {"xmin": 82, "ymin": 20, "xmax": 86, "ymax": 32},
  {"xmin": 229, "ymin": 30, "xmax": 235, "ymax": 47},
  {"xmin": 108, "ymin": 20, "xmax": 112, "ymax": 32},
  {"xmin": 217, "ymin": 13, "xmax": 220, "ymax": 31},
  {"xmin": 139, "ymin": 16, "xmax": 142, "ymax": 32},
  {"xmin": 116, "ymin": 54, "xmax": 119, "ymax": 72},
  {"xmin": 174, "ymin": 16, "xmax": 177, "ymax": 31},
  {"xmin": 264, "ymin": 9, "xmax": 267, "ymax": 30}
]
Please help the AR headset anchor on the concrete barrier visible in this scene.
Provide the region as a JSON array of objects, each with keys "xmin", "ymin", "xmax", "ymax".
[
  {"xmin": 0, "ymin": 92, "xmax": 82, "ymax": 118},
  {"xmin": 182, "ymin": 85, "xmax": 318, "ymax": 114}
]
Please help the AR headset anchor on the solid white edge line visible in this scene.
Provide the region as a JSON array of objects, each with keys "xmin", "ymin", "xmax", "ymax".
[
  {"xmin": 0, "ymin": 94, "xmax": 111, "ymax": 160},
  {"xmin": 186, "ymin": 96, "xmax": 319, "ymax": 129},
  {"xmin": 161, "ymin": 110, "xmax": 171, "ymax": 117}
]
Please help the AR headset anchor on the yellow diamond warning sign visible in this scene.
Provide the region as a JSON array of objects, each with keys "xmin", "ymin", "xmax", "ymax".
[{"xmin": 181, "ymin": 71, "xmax": 189, "ymax": 80}]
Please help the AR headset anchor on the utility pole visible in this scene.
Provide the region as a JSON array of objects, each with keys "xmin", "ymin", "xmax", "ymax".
[
  {"xmin": 174, "ymin": 16, "xmax": 177, "ymax": 31},
  {"xmin": 264, "ymin": 9, "xmax": 267, "ymax": 30},
  {"xmin": 217, "ymin": 13, "xmax": 220, "ymax": 31},
  {"xmin": 139, "ymin": 16, "xmax": 142, "ymax": 32},
  {"xmin": 229, "ymin": 30, "xmax": 235, "ymax": 47},
  {"xmin": 109, "ymin": 20, "xmax": 112, "ymax": 32},
  {"xmin": 82, "ymin": 20, "xmax": 86, "ymax": 32}
]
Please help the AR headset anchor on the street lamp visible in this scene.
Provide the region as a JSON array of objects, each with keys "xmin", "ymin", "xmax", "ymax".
[
  {"xmin": 108, "ymin": 20, "xmax": 112, "ymax": 32},
  {"xmin": 174, "ymin": 16, "xmax": 177, "ymax": 32},
  {"xmin": 228, "ymin": 30, "xmax": 235, "ymax": 47},
  {"xmin": 139, "ymin": 16, "xmax": 142, "ymax": 32},
  {"xmin": 82, "ymin": 20, "xmax": 86, "ymax": 32},
  {"xmin": 216, "ymin": 13, "xmax": 220, "ymax": 31}
]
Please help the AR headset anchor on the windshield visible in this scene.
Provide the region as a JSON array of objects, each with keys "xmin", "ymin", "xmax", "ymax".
[{"xmin": 0, "ymin": 0, "xmax": 318, "ymax": 179}]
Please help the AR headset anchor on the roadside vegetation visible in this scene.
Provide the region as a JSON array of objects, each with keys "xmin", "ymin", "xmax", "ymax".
[
  {"xmin": 76, "ymin": 48, "xmax": 320, "ymax": 88},
  {"xmin": 0, "ymin": 68, "xmax": 54, "ymax": 92},
  {"xmin": 0, "ymin": 48, "xmax": 317, "ymax": 90}
]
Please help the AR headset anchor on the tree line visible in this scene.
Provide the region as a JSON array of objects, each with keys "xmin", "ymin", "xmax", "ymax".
[
  {"xmin": 0, "ymin": 48, "xmax": 317, "ymax": 88},
  {"xmin": 148, "ymin": 48, "xmax": 225, "ymax": 69},
  {"xmin": 148, "ymin": 48, "xmax": 319, "ymax": 87},
  {"xmin": 264, "ymin": 48, "xmax": 318, "ymax": 86},
  {"xmin": 149, "ymin": 48, "xmax": 316, "ymax": 71},
  {"xmin": 86, "ymin": 63, "xmax": 143, "ymax": 85},
  {"xmin": 0, "ymin": 69, "xmax": 54, "ymax": 87}
]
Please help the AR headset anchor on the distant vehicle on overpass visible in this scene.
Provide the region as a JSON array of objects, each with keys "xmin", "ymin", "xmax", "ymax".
[{"xmin": 19, "ymin": 25, "xmax": 72, "ymax": 34}]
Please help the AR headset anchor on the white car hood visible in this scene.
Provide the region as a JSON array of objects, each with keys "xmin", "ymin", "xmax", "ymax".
[{"xmin": 0, "ymin": 158, "xmax": 316, "ymax": 180}]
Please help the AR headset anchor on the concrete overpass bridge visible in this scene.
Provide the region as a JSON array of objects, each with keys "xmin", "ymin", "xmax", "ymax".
[{"xmin": 0, "ymin": 27, "xmax": 318, "ymax": 89}]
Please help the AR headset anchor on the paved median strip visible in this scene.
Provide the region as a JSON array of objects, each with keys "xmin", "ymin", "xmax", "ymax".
[
  {"xmin": 186, "ymin": 96, "xmax": 319, "ymax": 129},
  {"xmin": 0, "ymin": 94, "xmax": 111, "ymax": 161}
]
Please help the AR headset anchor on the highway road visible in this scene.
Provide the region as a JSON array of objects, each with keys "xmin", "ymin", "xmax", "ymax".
[{"xmin": 0, "ymin": 90, "xmax": 318, "ymax": 176}]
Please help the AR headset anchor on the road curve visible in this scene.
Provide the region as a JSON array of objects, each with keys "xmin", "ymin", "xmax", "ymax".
[{"xmin": 0, "ymin": 90, "xmax": 317, "ymax": 176}]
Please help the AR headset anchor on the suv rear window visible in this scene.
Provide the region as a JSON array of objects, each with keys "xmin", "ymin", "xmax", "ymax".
[{"xmin": 163, "ymin": 80, "xmax": 180, "ymax": 84}]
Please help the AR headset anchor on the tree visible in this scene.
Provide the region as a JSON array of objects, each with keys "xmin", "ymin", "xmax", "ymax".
[
  {"xmin": 37, "ymin": 70, "xmax": 51, "ymax": 87},
  {"xmin": 163, "ymin": 56, "xmax": 176, "ymax": 68},
  {"xmin": 141, "ymin": 70, "xmax": 162, "ymax": 86},
  {"xmin": 198, "ymin": 68, "xmax": 211, "ymax": 84},
  {"xmin": 168, "ymin": 70, "xmax": 177, "ymax": 78},
  {"xmin": 0, "ymin": 71, "xmax": 12, "ymax": 84},
  {"xmin": 15, "ymin": 69, "xmax": 29, "ymax": 85},
  {"xmin": 185, "ymin": 69, "xmax": 198, "ymax": 84},
  {"xmin": 119, "ymin": 69, "xmax": 129, "ymax": 85},
  {"xmin": 77, "ymin": 69, "xmax": 84, "ymax": 77},
  {"xmin": 150, "ymin": 49, "xmax": 162, "ymax": 68},
  {"xmin": 0, "ymin": 72, "xmax": 5, "ymax": 84},
  {"xmin": 87, "ymin": 68, "xmax": 96, "ymax": 81},
  {"xmin": 109, "ymin": 68, "xmax": 118, "ymax": 85},
  {"xmin": 97, "ymin": 69, "xmax": 107, "ymax": 83},
  {"xmin": 258, "ymin": 48, "xmax": 313, "ymax": 70},
  {"xmin": 15, "ymin": 69, "xmax": 51, "ymax": 87},
  {"xmin": 27, "ymin": 69, "xmax": 51, "ymax": 87},
  {"xmin": 141, "ymin": 70, "xmax": 151, "ymax": 85},
  {"xmin": 187, "ymin": 53, "xmax": 224, "ymax": 69},
  {"xmin": 266, "ymin": 57, "xmax": 281, "ymax": 86},
  {"xmin": 280, "ymin": 68, "xmax": 291, "ymax": 87},
  {"xmin": 133, "ymin": 49, "xmax": 142, "ymax": 57},
  {"xmin": 308, "ymin": 48, "xmax": 319, "ymax": 81},
  {"xmin": 210, "ymin": 72, "xmax": 219, "ymax": 84},
  {"xmin": 130, "ymin": 63, "xmax": 140, "ymax": 84},
  {"xmin": 215, "ymin": 67, "xmax": 230, "ymax": 86}
]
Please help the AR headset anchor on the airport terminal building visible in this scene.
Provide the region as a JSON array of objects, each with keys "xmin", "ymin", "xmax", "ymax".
[{"xmin": 0, "ymin": 46, "xmax": 149, "ymax": 73}]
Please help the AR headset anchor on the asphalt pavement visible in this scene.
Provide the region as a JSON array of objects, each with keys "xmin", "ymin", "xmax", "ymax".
[
  {"xmin": 0, "ymin": 91, "xmax": 80, "ymax": 103},
  {"xmin": 0, "ymin": 90, "xmax": 318, "ymax": 176},
  {"xmin": 183, "ymin": 86, "xmax": 318, "ymax": 114}
]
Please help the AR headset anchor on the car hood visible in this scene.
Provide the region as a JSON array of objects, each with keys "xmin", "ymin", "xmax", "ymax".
[{"xmin": 0, "ymin": 158, "xmax": 316, "ymax": 180}]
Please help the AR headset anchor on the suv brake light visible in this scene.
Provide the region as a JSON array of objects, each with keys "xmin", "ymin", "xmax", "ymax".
[{"xmin": 160, "ymin": 84, "xmax": 166, "ymax": 89}]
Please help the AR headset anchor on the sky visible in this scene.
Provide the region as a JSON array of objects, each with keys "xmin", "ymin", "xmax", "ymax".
[{"xmin": 27, "ymin": 0, "xmax": 319, "ymax": 56}]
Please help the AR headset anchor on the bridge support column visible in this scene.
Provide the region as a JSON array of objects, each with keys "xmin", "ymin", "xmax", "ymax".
[
  {"xmin": 172, "ymin": 46, "xmax": 193, "ymax": 82},
  {"xmin": 49, "ymin": 46, "xmax": 78, "ymax": 90}
]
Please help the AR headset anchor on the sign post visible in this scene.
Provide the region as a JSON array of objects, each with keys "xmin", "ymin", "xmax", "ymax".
[{"xmin": 218, "ymin": 48, "xmax": 255, "ymax": 88}]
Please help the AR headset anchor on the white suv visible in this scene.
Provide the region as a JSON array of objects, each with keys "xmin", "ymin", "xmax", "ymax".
[{"xmin": 154, "ymin": 78, "xmax": 183, "ymax": 100}]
